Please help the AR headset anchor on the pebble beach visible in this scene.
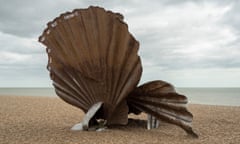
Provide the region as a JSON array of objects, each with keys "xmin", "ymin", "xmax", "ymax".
[{"xmin": 0, "ymin": 96, "xmax": 239, "ymax": 144}]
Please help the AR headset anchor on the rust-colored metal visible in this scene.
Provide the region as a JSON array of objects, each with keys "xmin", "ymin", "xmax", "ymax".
[
  {"xmin": 39, "ymin": 6, "xmax": 198, "ymax": 137},
  {"xmin": 128, "ymin": 80, "xmax": 198, "ymax": 138}
]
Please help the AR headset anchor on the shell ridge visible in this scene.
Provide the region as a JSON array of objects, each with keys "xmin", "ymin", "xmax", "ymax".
[
  {"xmin": 47, "ymin": 23, "xmax": 74, "ymax": 67},
  {"xmin": 53, "ymin": 81, "xmax": 82, "ymax": 102},
  {"xmin": 79, "ymin": 9, "xmax": 101, "ymax": 81},
  {"xmin": 114, "ymin": 53, "xmax": 141, "ymax": 104},
  {"xmin": 116, "ymin": 59, "xmax": 142, "ymax": 105},
  {"xmin": 113, "ymin": 36, "xmax": 139, "ymax": 104},
  {"xmin": 129, "ymin": 98, "xmax": 192, "ymax": 122},
  {"xmin": 55, "ymin": 86, "xmax": 87, "ymax": 112},
  {"xmin": 65, "ymin": 68, "xmax": 95, "ymax": 106},
  {"xmin": 54, "ymin": 82, "xmax": 89, "ymax": 110},
  {"xmin": 52, "ymin": 68, "xmax": 92, "ymax": 105},
  {"xmin": 65, "ymin": 16, "xmax": 88, "ymax": 73},
  {"xmin": 107, "ymin": 16, "xmax": 130, "ymax": 104},
  {"xmin": 94, "ymin": 8, "xmax": 107, "ymax": 74},
  {"xmin": 105, "ymin": 17, "xmax": 117, "ymax": 104},
  {"xmin": 110, "ymin": 24, "xmax": 131, "ymax": 105},
  {"xmin": 89, "ymin": 8, "xmax": 101, "ymax": 71},
  {"xmin": 70, "ymin": 70, "xmax": 94, "ymax": 103},
  {"xmin": 61, "ymin": 18, "xmax": 79, "ymax": 60},
  {"xmin": 51, "ymin": 18, "xmax": 76, "ymax": 65}
]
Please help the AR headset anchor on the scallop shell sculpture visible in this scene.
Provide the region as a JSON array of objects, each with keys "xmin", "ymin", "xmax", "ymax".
[
  {"xmin": 39, "ymin": 6, "xmax": 142, "ymax": 125},
  {"xmin": 39, "ymin": 6, "xmax": 198, "ymax": 138}
]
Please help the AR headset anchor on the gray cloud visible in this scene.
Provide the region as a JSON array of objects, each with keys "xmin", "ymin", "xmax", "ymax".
[
  {"xmin": 0, "ymin": 0, "xmax": 240, "ymax": 87},
  {"xmin": 129, "ymin": 1, "xmax": 240, "ymax": 70},
  {"xmin": 0, "ymin": 0, "xmax": 80, "ymax": 37}
]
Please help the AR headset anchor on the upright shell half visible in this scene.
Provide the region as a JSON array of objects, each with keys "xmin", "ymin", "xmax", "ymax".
[{"xmin": 39, "ymin": 6, "xmax": 142, "ymax": 125}]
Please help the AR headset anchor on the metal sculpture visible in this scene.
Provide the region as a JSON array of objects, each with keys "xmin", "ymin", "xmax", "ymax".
[{"xmin": 39, "ymin": 6, "xmax": 198, "ymax": 138}]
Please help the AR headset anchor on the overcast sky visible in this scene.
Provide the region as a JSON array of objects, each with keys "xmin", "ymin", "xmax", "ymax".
[{"xmin": 1, "ymin": 0, "xmax": 240, "ymax": 87}]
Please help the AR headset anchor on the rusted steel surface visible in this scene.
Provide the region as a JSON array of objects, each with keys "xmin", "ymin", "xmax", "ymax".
[
  {"xmin": 39, "ymin": 6, "xmax": 198, "ymax": 137},
  {"xmin": 128, "ymin": 80, "xmax": 198, "ymax": 137},
  {"xmin": 39, "ymin": 6, "xmax": 142, "ymax": 125}
]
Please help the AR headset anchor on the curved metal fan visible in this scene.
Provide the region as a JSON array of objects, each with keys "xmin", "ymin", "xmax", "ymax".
[{"xmin": 39, "ymin": 6, "xmax": 198, "ymax": 138}]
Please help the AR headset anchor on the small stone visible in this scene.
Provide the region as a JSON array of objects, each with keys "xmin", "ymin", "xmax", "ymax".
[
  {"xmin": 96, "ymin": 127, "xmax": 107, "ymax": 132},
  {"xmin": 71, "ymin": 122, "xmax": 83, "ymax": 131}
]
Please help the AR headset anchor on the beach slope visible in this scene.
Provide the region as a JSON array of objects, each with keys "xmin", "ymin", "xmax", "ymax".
[{"xmin": 0, "ymin": 96, "xmax": 239, "ymax": 144}]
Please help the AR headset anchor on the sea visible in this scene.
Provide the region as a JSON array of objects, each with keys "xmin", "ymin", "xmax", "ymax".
[{"xmin": 0, "ymin": 88, "xmax": 239, "ymax": 106}]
